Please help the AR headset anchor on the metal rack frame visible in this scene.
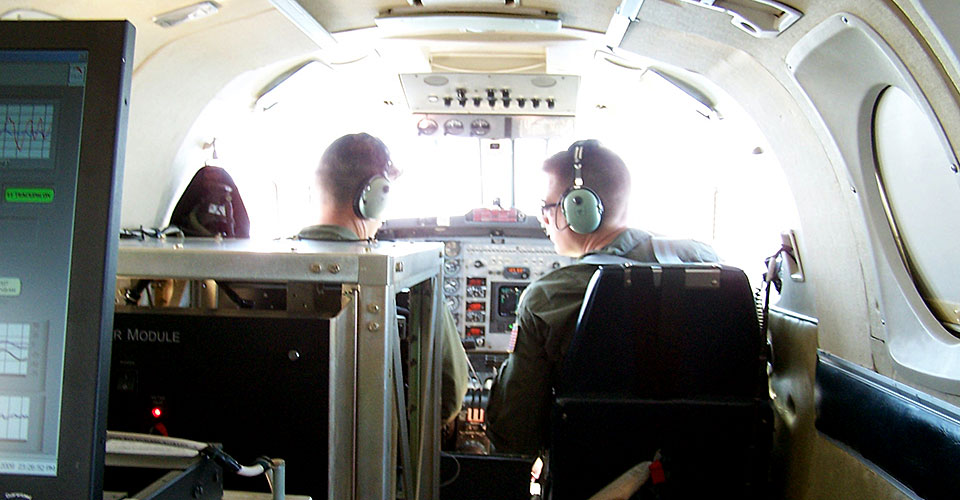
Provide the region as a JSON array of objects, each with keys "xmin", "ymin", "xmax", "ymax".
[{"xmin": 115, "ymin": 238, "xmax": 445, "ymax": 500}]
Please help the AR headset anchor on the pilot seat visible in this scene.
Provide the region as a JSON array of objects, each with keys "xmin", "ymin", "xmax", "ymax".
[{"xmin": 547, "ymin": 263, "xmax": 772, "ymax": 499}]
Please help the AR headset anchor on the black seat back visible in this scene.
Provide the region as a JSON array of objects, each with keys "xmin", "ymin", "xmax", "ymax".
[{"xmin": 548, "ymin": 264, "xmax": 771, "ymax": 499}]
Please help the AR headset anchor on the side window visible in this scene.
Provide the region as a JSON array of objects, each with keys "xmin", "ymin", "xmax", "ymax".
[{"xmin": 873, "ymin": 86, "xmax": 960, "ymax": 335}]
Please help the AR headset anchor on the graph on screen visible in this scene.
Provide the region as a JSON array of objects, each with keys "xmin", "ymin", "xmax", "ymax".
[
  {"xmin": 0, "ymin": 323, "xmax": 29, "ymax": 376},
  {"xmin": 1, "ymin": 103, "xmax": 55, "ymax": 160},
  {"xmin": 0, "ymin": 395, "xmax": 30, "ymax": 442}
]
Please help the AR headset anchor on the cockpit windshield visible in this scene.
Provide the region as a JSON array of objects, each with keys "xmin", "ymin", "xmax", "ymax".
[{"xmin": 208, "ymin": 55, "xmax": 798, "ymax": 283}]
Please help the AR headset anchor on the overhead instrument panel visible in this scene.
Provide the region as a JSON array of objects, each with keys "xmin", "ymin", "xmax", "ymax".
[
  {"xmin": 400, "ymin": 73, "xmax": 579, "ymax": 115},
  {"xmin": 413, "ymin": 113, "xmax": 575, "ymax": 139}
]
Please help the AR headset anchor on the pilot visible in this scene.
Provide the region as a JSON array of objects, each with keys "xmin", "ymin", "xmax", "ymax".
[
  {"xmin": 485, "ymin": 140, "xmax": 717, "ymax": 454},
  {"xmin": 297, "ymin": 132, "xmax": 469, "ymax": 424}
]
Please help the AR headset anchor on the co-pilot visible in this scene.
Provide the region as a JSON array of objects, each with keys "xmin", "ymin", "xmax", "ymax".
[
  {"xmin": 485, "ymin": 140, "xmax": 718, "ymax": 454},
  {"xmin": 297, "ymin": 132, "xmax": 468, "ymax": 425}
]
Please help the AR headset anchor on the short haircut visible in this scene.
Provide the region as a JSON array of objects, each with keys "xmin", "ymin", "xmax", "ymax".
[
  {"xmin": 315, "ymin": 133, "xmax": 400, "ymax": 207},
  {"xmin": 543, "ymin": 141, "xmax": 631, "ymax": 223}
]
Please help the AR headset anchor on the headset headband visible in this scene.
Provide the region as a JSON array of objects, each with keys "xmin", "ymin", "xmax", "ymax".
[{"xmin": 573, "ymin": 143, "xmax": 585, "ymax": 189}]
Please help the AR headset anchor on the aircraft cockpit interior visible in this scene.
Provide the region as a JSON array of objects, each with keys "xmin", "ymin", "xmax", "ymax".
[{"xmin": 2, "ymin": 1, "xmax": 960, "ymax": 499}]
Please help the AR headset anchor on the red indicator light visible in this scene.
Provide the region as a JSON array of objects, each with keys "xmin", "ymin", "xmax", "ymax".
[
  {"xmin": 466, "ymin": 327, "xmax": 485, "ymax": 336},
  {"xmin": 466, "ymin": 302, "xmax": 485, "ymax": 311},
  {"xmin": 151, "ymin": 407, "xmax": 163, "ymax": 419},
  {"xmin": 467, "ymin": 278, "xmax": 486, "ymax": 286}
]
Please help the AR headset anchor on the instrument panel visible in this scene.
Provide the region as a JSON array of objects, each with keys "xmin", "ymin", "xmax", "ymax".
[
  {"xmin": 441, "ymin": 239, "xmax": 569, "ymax": 351},
  {"xmin": 377, "ymin": 213, "xmax": 572, "ymax": 352}
]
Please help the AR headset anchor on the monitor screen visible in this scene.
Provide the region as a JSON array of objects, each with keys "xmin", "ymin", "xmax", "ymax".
[
  {"xmin": 489, "ymin": 282, "xmax": 528, "ymax": 334},
  {"xmin": 0, "ymin": 47, "xmax": 87, "ymax": 477},
  {"xmin": 497, "ymin": 285, "xmax": 524, "ymax": 317},
  {"xmin": 0, "ymin": 21, "xmax": 133, "ymax": 499}
]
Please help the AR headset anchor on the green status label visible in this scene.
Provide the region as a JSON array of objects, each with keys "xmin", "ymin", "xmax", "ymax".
[
  {"xmin": 5, "ymin": 188, "xmax": 54, "ymax": 204},
  {"xmin": 0, "ymin": 278, "xmax": 21, "ymax": 297}
]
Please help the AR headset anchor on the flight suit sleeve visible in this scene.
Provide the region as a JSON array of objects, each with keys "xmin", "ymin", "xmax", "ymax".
[
  {"xmin": 440, "ymin": 306, "xmax": 469, "ymax": 425},
  {"xmin": 485, "ymin": 299, "xmax": 552, "ymax": 455}
]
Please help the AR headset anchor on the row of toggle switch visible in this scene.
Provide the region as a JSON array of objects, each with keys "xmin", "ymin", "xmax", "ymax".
[{"xmin": 441, "ymin": 88, "xmax": 556, "ymax": 109}]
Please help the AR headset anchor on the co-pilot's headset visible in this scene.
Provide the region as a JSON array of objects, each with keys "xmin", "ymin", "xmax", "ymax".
[
  {"xmin": 353, "ymin": 160, "xmax": 394, "ymax": 220},
  {"xmin": 560, "ymin": 139, "xmax": 604, "ymax": 234}
]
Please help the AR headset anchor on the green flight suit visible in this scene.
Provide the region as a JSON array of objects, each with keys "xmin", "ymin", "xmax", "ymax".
[
  {"xmin": 485, "ymin": 228, "xmax": 717, "ymax": 454},
  {"xmin": 297, "ymin": 224, "xmax": 469, "ymax": 424}
]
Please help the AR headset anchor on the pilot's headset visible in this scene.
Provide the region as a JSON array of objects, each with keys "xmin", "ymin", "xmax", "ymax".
[
  {"xmin": 353, "ymin": 160, "xmax": 394, "ymax": 220},
  {"xmin": 560, "ymin": 139, "xmax": 605, "ymax": 234}
]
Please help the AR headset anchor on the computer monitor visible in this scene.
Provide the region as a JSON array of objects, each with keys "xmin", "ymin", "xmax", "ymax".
[{"xmin": 0, "ymin": 21, "xmax": 134, "ymax": 499}]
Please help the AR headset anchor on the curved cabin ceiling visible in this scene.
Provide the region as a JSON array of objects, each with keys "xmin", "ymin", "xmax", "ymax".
[
  {"xmin": 294, "ymin": 0, "xmax": 623, "ymax": 34},
  {"xmin": 0, "ymin": 0, "xmax": 817, "ymax": 228},
  {"xmin": 0, "ymin": 0, "xmax": 279, "ymax": 69},
  {"xmin": 0, "ymin": 1, "xmax": 624, "ymax": 71}
]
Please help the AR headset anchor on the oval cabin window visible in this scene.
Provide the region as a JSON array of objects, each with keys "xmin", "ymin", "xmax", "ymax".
[{"xmin": 873, "ymin": 86, "xmax": 960, "ymax": 335}]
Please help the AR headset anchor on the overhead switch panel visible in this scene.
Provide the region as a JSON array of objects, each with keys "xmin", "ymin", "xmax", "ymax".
[{"xmin": 400, "ymin": 73, "xmax": 579, "ymax": 116}]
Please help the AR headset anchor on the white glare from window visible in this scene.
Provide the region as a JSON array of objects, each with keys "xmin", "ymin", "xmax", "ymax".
[
  {"xmin": 567, "ymin": 65, "xmax": 799, "ymax": 286},
  {"xmin": 214, "ymin": 59, "xmax": 799, "ymax": 287}
]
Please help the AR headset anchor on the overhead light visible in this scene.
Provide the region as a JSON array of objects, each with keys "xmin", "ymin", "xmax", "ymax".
[
  {"xmin": 255, "ymin": 60, "xmax": 332, "ymax": 111},
  {"xmin": 269, "ymin": 0, "xmax": 336, "ymax": 49},
  {"xmin": 678, "ymin": 0, "xmax": 801, "ymax": 38},
  {"xmin": 153, "ymin": 1, "xmax": 220, "ymax": 28},
  {"xmin": 531, "ymin": 76, "xmax": 557, "ymax": 88},
  {"xmin": 375, "ymin": 9, "xmax": 561, "ymax": 35},
  {"xmin": 0, "ymin": 9, "xmax": 62, "ymax": 21},
  {"xmin": 424, "ymin": 75, "xmax": 449, "ymax": 86},
  {"xmin": 642, "ymin": 69, "xmax": 719, "ymax": 119}
]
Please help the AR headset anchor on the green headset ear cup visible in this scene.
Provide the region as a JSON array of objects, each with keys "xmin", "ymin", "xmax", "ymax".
[
  {"xmin": 561, "ymin": 187, "xmax": 603, "ymax": 234},
  {"xmin": 356, "ymin": 175, "xmax": 391, "ymax": 220}
]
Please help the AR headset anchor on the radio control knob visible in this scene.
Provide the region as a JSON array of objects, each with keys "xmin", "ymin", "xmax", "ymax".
[
  {"xmin": 445, "ymin": 296, "xmax": 461, "ymax": 311},
  {"xmin": 474, "ymin": 260, "xmax": 484, "ymax": 268},
  {"xmin": 444, "ymin": 259, "xmax": 461, "ymax": 274}
]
